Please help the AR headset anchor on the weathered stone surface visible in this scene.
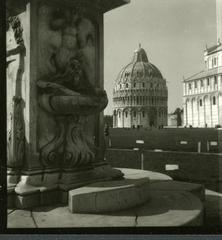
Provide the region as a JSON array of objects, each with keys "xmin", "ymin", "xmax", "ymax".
[
  {"xmin": 149, "ymin": 180, "xmax": 205, "ymax": 202},
  {"xmin": 205, "ymin": 189, "xmax": 222, "ymax": 226},
  {"xmin": 32, "ymin": 205, "xmax": 136, "ymax": 228},
  {"xmin": 7, "ymin": 186, "xmax": 15, "ymax": 208},
  {"xmin": 15, "ymin": 192, "xmax": 41, "ymax": 209},
  {"xmin": 7, "ymin": 209, "xmax": 36, "ymax": 228},
  {"xmin": 7, "ymin": 1, "xmax": 129, "ymax": 207},
  {"xmin": 69, "ymin": 178, "xmax": 150, "ymax": 213},
  {"xmin": 15, "ymin": 190, "xmax": 203, "ymax": 228},
  {"xmin": 136, "ymin": 191, "xmax": 203, "ymax": 227},
  {"xmin": 119, "ymin": 168, "xmax": 172, "ymax": 181}
]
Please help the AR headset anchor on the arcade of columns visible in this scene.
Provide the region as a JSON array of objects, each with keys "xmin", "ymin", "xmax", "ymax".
[{"xmin": 113, "ymin": 46, "xmax": 168, "ymax": 128}]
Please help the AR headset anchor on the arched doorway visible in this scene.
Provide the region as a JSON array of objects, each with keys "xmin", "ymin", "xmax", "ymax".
[{"xmin": 149, "ymin": 107, "xmax": 157, "ymax": 127}]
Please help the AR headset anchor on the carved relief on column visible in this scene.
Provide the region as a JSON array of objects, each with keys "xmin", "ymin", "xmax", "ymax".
[
  {"xmin": 7, "ymin": 15, "xmax": 26, "ymax": 168},
  {"xmin": 37, "ymin": 5, "xmax": 107, "ymax": 169}
]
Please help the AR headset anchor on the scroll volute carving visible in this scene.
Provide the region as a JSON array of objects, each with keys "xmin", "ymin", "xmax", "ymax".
[
  {"xmin": 37, "ymin": 6, "xmax": 107, "ymax": 169},
  {"xmin": 7, "ymin": 14, "xmax": 26, "ymax": 168}
]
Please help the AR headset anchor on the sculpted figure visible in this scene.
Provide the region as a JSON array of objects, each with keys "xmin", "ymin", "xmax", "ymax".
[{"xmin": 37, "ymin": 7, "xmax": 107, "ymax": 169}]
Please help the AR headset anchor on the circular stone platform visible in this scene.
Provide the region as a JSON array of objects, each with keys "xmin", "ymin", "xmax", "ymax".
[
  {"xmin": 7, "ymin": 168, "xmax": 204, "ymax": 228},
  {"xmin": 150, "ymin": 180, "xmax": 205, "ymax": 202},
  {"xmin": 69, "ymin": 178, "xmax": 150, "ymax": 213},
  {"xmin": 118, "ymin": 168, "xmax": 173, "ymax": 181},
  {"xmin": 8, "ymin": 190, "xmax": 202, "ymax": 228}
]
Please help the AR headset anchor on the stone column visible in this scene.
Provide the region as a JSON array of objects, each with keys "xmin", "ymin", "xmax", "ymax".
[
  {"xmin": 182, "ymin": 98, "xmax": 187, "ymax": 126},
  {"xmin": 197, "ymin": 98, "xmax": 200, "ymax": 127},
  {"xmin": 122, "ymin": 109, "xmax": 124, "ymax": 127},
  {"xmin": 219, "ymin": 93, "xmax": 222, "ymax": 126},
  {"xmin": 210, "ymin": 96, "xmax": 213, "ymax": 127},
  {"xmin": 7, "ymin": 0, "xmax": 129, "ymax": 209},
  {"xmin": 204, "ymin": 96, "xmax": 206, "ymax": 127}
]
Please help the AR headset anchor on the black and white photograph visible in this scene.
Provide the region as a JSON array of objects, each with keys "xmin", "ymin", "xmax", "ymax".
[{"xmin": 1, "ymin": 0, "xmax": 222, "ymax": 234}]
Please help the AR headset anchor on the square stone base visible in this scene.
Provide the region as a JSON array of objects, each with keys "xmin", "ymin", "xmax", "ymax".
[{"xmin": 7, "ymin": 164, "xmax": 124, "ymax": 209}]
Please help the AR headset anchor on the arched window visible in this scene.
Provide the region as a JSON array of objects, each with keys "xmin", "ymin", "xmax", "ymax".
[
  {"xmin": 207, "ymin": 78, "xmax": 210, "ymax": 86},
  {"xmin": 199, "ymin": 99, "xmax": 202, "ymax": 107},
  {"xmin": 214, "ymin": 76, "xmax": 217, "ymax": 86},
  {"xmin": 200, "ymin": 80, "xmax": 203, "ymax": 87},
  {"xmin": 134, "ymin": 111, "xmax": 136, "ymax": 117},
  {"xmin": 126, "ymin": 83, "xmax": 128, "ymax": 88},
  {"xmin": 119, "ymin": 112, "xmax": 121, "ymax": 118},
  {"xmin": 142, "ymin": 111, "xmax": 145, "ymax": 118},
  {"xmin": 142, "ymin": 82, "xmax": 145, "ymax": 88},
  {"xmin": 125, "ymin": 111, "xmax": 128, "ymax": 118},
  {"xmin": 134, "ymin": 83, "xmax": 136, "ymax": 88},
  {"xmin": 213, "ymin": 96, "xmax": 216, "ymax": 105}
]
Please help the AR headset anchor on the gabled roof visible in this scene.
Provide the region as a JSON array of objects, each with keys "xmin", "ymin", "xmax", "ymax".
[
  {"xmin": 205, "ymin": 43, "xmax": 222, "ymax": 55},
  {"xmin": 184, "ymin": 66, "xmax": 222, "ymax": 82}
]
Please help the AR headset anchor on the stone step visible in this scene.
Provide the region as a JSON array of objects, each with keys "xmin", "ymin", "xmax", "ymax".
[
  {"xmin": 69, "ymin": 178, "xmax": 150, "ymax": 213},
  {"xmin": 149, "ymin": 180, "xmax": 205, "ymax": 202},
  {"xmin": 8, "ymin": 190, "xmax": 203, "ymax": 228}
]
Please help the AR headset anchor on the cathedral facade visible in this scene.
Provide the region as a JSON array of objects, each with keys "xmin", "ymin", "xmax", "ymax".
[
  {"xmin": 113, "ymin": 46, "xmax": 168, "ymax": 128},
  {"xmin": 183, "ymin": 0, "xmax": 222, "ymax": 128},
  {"xmin": 183, "ymin": 43, "xmax": 222, "ymax": 128}
]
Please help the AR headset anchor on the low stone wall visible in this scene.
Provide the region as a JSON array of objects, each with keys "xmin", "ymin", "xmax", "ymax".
[
  {"xmin": 109, "ymin": 128, "xmax": 222, "ymax": 153},
  {"xmin": 105, "ymin": 149, "xmax": 222, "ymax": 192}
]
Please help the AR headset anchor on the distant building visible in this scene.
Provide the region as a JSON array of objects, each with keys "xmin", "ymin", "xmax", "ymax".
[
  {"xmin": 113, "ymin": 45, "xmax": 168, "ymax": 128},
  {"xmin": 183, "ymin": 0, "xmax": 222, "ymax": 128},
  {"xmin": 183, "ymin": 42, "xmax": 222, "ymax": 127},
  {"xmin": 168, "ymin": 108, "xmax": 183, "ymax": 127},
  {"xmin": 183, "ymin": 43, "xmax": 222, "ymax": 128},
  {"xmin": 168, "ymin": 113, "xmax": 177, "ymax": 127}
]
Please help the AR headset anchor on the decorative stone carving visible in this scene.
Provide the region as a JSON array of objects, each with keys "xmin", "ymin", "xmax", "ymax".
[
  {"xmin": 37, "ymin": 7, "xmax": 107, "ymax": 169},
  {"xmin": 7, "ymin": 15, "xmax": 26, "ymax": 168},
  {"xmin": 6, "ymin": 0, "xmax": 128, "ymax": 210}
]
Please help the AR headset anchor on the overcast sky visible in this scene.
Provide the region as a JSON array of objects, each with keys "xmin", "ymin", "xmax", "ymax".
[{"xmin": 104, "ymin": 0, "xmax": 217, "ymax": 115}]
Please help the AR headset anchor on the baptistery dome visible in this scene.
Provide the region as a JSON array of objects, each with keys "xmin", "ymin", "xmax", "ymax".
[{"xmin": 113, "ymin": 45, "xmax": 168, "ymax": 128}]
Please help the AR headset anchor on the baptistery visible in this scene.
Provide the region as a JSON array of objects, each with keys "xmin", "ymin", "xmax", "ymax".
[{"xmin": 113, "ymin": 45, "xmax": 168, "ymax": 128}]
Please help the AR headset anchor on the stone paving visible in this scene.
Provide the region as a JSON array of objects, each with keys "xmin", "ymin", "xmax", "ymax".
[
  {"xmin": 205, "ymin": 189, "xmax": 222, "ymax": 226},
  {"xmin": 7, "ymin": 188, "xmax": 221, "ymax": 228},
  {"xmin": 7, "ymin": 168, "xmax": 221, "ymax": 228}
]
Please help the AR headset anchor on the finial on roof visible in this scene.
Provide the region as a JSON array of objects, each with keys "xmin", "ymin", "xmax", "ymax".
[
  {"xmin": 205, "ymin": 44, "xmax": 208, "ymax": 50},
  {"xmin": 139, "ymin": 43, "xmax": 141, "ymax": 48},
  {"xmin": 218, "ymin": 38, "xmax": 221, "ymax": 45}
]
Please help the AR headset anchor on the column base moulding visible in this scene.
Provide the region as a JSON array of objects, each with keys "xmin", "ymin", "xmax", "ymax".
[{"xmin": 7, "ymin": 164, "xmax": 124, "ymax": 209}]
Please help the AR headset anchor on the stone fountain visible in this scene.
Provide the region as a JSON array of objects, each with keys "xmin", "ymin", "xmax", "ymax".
[
  {"xmin": 7, "ymin": 0, "xmax": 128, "ymax": 208},
  {"xmin": 7, "ymin": 0, "xmax": 204, "ymax": 227}
]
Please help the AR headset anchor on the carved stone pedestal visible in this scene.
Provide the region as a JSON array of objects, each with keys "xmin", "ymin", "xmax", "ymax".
[{"xmin": 7, "ymin": 0, "xmax": 129, "ymax": 209}]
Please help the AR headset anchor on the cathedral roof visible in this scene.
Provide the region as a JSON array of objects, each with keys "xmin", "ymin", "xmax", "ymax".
[
  {"xmin": 205, "ymin": 42, "xmax": 222, "ymax": 55},
  {"xmin": 184, "ymin": 66, "xmax": 222, "ymax": 82},
  {"xmin": 115, "ymin": 45, "xmax": 164, "ymax": 86}
]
